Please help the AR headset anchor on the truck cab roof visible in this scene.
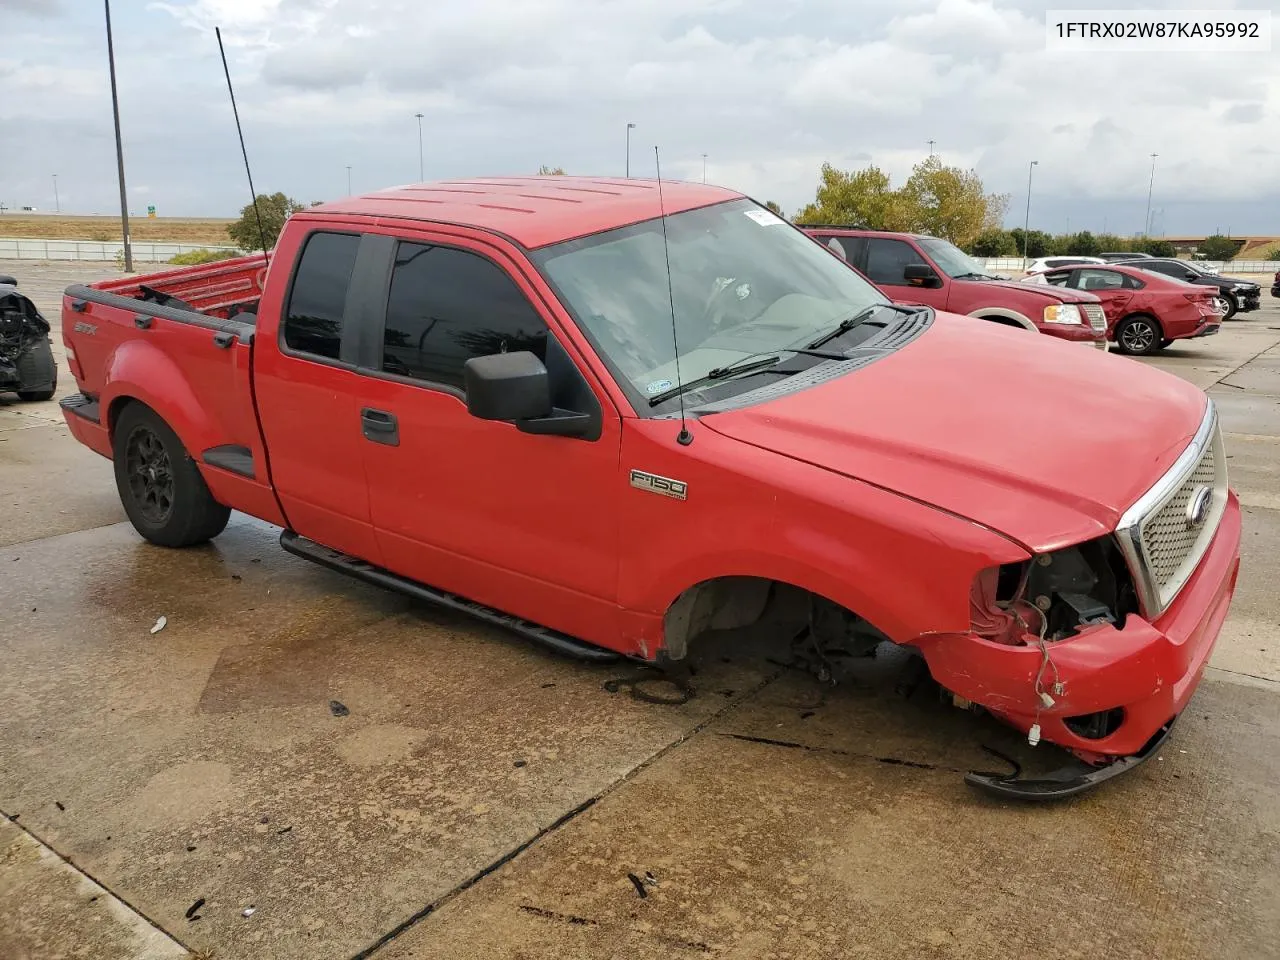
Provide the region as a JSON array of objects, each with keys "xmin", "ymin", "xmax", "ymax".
[{"xmin": 307, "ymin": 176, "xmax": 740, "ymax": 250}]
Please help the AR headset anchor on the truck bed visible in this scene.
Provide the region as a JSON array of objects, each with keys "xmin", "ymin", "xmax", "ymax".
[{"xmin": 90, "ymin": 253, "xmax": 270, "ymax": 321}]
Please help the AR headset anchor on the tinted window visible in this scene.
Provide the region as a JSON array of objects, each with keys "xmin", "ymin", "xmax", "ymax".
[
  {"xmin": 864, "ymin": 238, "xmax": 926, "ymax": 285},
  {"xmin": 382, "ymin": 242, "xmax": 548, "ymax": 388},
  {"xmin": 284, "ymin": 232, "xmax": 360, "ymax": 360},
  {"xmin": 1144, "ymin": 261, "xmax": 1185, "ymax": 279}
]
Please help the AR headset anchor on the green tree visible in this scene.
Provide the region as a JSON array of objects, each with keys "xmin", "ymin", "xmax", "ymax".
[
  {"xmin": 764, "ymin": 200, "xmax": 785, "ymax": 217},
  {"xmin": 1095, "ymin": 234, "xmax": 1130, "ymax": 253},
  {"xmin": 1066, "ymin": 230, "xmax": 1101, "ymax": 256},
  {"xmin": 538, "ymin": 165, "xmax": 566, "ymax": 175},
  {"xmin": 1136, "ymin": 238, "xmax": 1176, "ymax": 257},
  {"xmin": 794, "ymin": 163, "xmax": 903, "ymax": 229},
  {"xmin": 969, "ymin": 228, "xmax": 1017, "ymax": 257},
  {"xmin": 1262, "ymin": 246, "xmax": 1280, "ymax": 261},
  {"xmin": 1198, "ymin": 235, "xmax": 1238, "ymax": 260},
  {"xmin": 226, "ymin": 192, "xmax": 305, "ymax": 251},
  {"xmin": 1008, "ymin": 228, "xmax": 1052, "ymax": 259},
  {"xmin": 896, "ymin": 156, "xmax": 1009, "ymax": 248}
]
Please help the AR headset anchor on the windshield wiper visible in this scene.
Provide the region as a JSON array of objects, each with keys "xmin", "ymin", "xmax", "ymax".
[
  {"xmin": 647, "ymin": 353, "xmax": 781, "ymax": 407},
  {"xmin": 954, "ymin": 271, "xmax": 999, "ymax": 281},
  {"xmin": 805, "ymin": 302, "xmax": 922, "ymax": 350}
]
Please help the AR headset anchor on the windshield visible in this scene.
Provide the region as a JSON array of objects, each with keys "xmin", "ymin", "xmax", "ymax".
[
  {"xmin": 1182, "ymin": 259, "xmax": 1213, "ymax": 274},
  {"xmin": 917, "ymin": 236, "xmax": 988, "ymax": 278},
  {"xmin": 533, "ymin": 199, "xmax": 886, "ymax": 406}
]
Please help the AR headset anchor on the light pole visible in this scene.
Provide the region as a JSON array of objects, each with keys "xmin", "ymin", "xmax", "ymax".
[
  {"xmin": 625, "ymin": 122, "xmax": 636, "ymax": 178},
  {"xmin": 414, "ymin": 113, "xmax": 424, "ymax": 181},
  {"xmin": 928, "ymin": 139, "xmax": 936, "ymax": 157},
  {"xmin": 1022, "ymin": 160, "xmax": 1038, "ymax": 267},
  {"xmin": 346, "ymin": 165, "xmax": 352, "ymax": 196},
  {"xmin": 701, "ymin": 153, "xmax": 707, "ymax": 183},
  {"xmin": 52, "ymin": 174, "xmax": 60, "ymax": 214},
  {"xmin": 104, "ymin": 0, "xmax": 132, "ymax": 271},
  {"xmin": 1144, "ymin": 153, "xmax": 1158, "ymax": 235}
]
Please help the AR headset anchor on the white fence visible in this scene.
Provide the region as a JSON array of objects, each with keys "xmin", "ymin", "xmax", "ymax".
[
  {"xmin": 976, "ymin": 256, "xmax": 1279, "ymax": 276},
  {"xmin": 0, "ymin": 238, "xmax": 242, "ymax": 263}
]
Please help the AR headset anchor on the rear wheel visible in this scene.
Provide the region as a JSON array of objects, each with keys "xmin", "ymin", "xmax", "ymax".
[
  {"xmin": 15, "ymin": 338, "xmax": 56, "ymax": 401},
  {"xmin": 112, "ymin": 403, "xmax": 230, "ymax": 547},
  {"xmin": 1115, "ymin": 315, "xmax": 1163, "ymax": 356}
]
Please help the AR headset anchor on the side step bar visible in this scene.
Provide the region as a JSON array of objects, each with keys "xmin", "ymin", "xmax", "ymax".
[{"xmin": 279, "ymin": 531, "xmax": 620, "ymax": 663}]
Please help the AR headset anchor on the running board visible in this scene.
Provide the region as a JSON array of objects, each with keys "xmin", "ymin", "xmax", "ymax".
[{"xmin": 278, "ymin": 531, "xmax": 620, "ymax": 663}]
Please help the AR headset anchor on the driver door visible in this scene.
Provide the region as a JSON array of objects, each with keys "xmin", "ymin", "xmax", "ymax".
[
  {"xmin": 861, "ymin": 237, "xmax": 949, "ymax": 311},
  {"xmin": 352, "ymin": 230, "xmax": 625, "ymax": 646}
]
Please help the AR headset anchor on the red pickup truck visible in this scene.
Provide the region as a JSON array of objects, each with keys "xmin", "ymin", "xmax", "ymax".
[
  {"xmin": 802, "ymin": 227, "xmax": 1109, "ymax": 349},
  {"xmin": 59, "ymin": 178, "xmax": 1239, "ymax": 798}
]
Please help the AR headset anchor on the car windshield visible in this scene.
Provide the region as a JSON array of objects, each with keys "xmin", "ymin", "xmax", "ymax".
[
  {"xmin": 533, "ymin": 199, "xmax": 887, "ymax": 405},
  {"xmin": 917, "ymin": 236, "xmax": 988, "ymax": 278},
  {"xmin": 1182, "ymin": 260, "xmax": 1213, "ymax": 274}
]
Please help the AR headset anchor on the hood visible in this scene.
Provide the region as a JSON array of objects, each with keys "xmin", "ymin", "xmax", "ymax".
[
  {"xmin": 972, "ymin": 278, "xmax": 1100, "ymax": 304},
  {"xmin": 700, "ymin": 313, "xmax": 1207, "ymax": 552}
]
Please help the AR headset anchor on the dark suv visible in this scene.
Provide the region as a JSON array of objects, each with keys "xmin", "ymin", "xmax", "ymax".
[{"xmin": 1113, "ymin": 258, "xmax": 1261, "ymax": 319}]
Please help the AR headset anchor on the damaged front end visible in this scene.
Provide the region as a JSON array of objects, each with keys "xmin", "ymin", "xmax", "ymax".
[{"xmin": 0, "ymin": 281, "xmax": 57, "ymax": 400}]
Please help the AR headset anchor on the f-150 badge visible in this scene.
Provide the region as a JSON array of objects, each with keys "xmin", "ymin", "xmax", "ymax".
[{"xmin": 629, "ymin": 469, "xmax": 687, "ymax": 501}]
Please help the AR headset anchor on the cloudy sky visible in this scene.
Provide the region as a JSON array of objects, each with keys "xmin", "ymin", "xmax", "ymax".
[{"xmin": 2, "ymin": 0, "xmax": 1277, "ymax": 236}]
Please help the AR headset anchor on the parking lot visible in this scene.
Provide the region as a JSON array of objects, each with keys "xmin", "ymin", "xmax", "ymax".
[{"xmin": 2, "ymin": 260, "xmax": 1278, "ymax": 960}]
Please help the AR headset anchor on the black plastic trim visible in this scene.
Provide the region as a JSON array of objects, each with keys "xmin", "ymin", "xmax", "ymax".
[
  {"xmin": 59, "ymin": 393, "xmax": 101, "ymax": 423},
  {"xmin": 202, "ymin": 444, "xmax": 255, "ymax": 477},
  {"xmin": 279, "ymin": 531, "xmax": 619, "ymax": 662},
  {"xmin": 63, "ymin": 284, "xmax": 255, "ymax": 343}
]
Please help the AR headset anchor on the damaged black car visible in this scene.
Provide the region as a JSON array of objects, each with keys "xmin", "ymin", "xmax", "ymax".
[{"xmin": 0, "ymin": 277, "xmax": 58, "ymax": 402}]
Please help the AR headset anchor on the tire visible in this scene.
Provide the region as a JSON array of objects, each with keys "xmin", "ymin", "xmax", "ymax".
[
  {"xmin": 112, "ymin": 403, "xmax": 231, "ymax": 547},
  {"xmin": 1220, "ymin": 293, "xmax": 1238, "ymax": 321},
  {"xmin": 15, "ymin": 338, "xmax": 57, "ymax": 401},
  {"xmin": 1115, "ymin": 315, "xmax": 1163, "ymax": 356},
  {"xmin": 1159, "ymin": 338, "xmax": 1174, "ymax": 350}
]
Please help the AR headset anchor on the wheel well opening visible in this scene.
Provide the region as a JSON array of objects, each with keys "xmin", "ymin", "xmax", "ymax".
[
  {"xmin": 107, "ymin": 396, "xmax": 143, "ymax": 440},
  {"xmin": 661, "ymin": 577, "xmax": 891, "ymax": 664},
  {"xmin": 980, "ymin": 315, "xmax": 1028, "ymax": 328}
]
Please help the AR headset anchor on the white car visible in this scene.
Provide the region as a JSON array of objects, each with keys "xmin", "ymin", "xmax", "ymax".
[{"xmin": 1023, "ymin": 256, "xmax": 1107, "ymax": 275}]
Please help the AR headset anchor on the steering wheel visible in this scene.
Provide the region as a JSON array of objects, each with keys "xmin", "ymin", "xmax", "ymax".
[{"xmin": 703, "ymin": 275, "xmax": 759, "ymax": 334}]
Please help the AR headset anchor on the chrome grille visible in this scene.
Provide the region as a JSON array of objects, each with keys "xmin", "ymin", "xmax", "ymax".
[
  {"xmin": 1139, "ymin": 441, "xmax": 1217, "ymax": 585},
  {"xmin": 1116, "ymin": 402, "xmax": 1228, "ymax": 617},
  {"xmin": 1082, "ymin": 304, "xmax": 1107, "ymax": 332}
]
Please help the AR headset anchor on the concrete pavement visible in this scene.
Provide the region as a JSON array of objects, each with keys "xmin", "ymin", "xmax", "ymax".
[{"xmin": 2, "ymin": 260, "xmax": 1278, "ymax": 960}]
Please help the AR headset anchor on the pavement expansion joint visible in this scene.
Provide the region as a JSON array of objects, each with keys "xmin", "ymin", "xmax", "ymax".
[{"xmin": 345, "ymin": 666, "xmax": 786, "ymax": 960}]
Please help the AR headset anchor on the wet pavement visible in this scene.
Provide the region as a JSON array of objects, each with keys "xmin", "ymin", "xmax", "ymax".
[{"xmin": 2, "ymin": 260, "xmax": 1279, "ymax": 959}]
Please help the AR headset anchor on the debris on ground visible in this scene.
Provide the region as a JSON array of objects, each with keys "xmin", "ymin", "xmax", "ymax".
[
  {"xmin": 150, "ymin": 616, "xmax": 167, "ymax": 635},
  {"xmin": 627, "ymin": 873, "xmax": 648, "ymax": 899},
  {"xmin": 328, "ymin": 700, "xmax": 349, "ymax": 717},
  {"xmin": 185, "ymin": 898, "xmax": 205, "ymax": 921},
  {"xmin": 242, "ymin": 906, "xmax": 256, "ymax": 918}
]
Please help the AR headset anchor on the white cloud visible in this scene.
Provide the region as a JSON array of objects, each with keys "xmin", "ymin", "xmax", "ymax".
[{"xmin": 0, "ymin": 0, "xmax": 1275, "ymax": 233}]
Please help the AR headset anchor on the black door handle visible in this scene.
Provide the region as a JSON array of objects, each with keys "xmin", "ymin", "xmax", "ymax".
[{"xmin": 360, "ymin": 408, "xmax": 399, "ymax": 446}]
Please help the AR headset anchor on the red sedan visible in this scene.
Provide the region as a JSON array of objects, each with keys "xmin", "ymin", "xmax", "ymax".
[{"xmin": 1024, "ymin": 263, "xmax": 1222, "ymax": 355}]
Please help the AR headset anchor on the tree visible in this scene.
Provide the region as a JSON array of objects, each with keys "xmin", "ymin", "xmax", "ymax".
[
  {"xmin": 969, "ymin": 228, "xmax": 1017, "ymax": 257},
  {"xmin": 1066, "ymin": 231, "xmax": 1101, "ymax": 256},
  {"xmin": 226, "ymin": 192, "xmax": 305, "ymax": 251},
  {"xmin": 896, "ymin": 156, "xmax": 1008, "ymax": 248},
  {"xmin": 1008, "ymin": 228, "xmax": 1052, "ymax": 259},
  {"xmin": 764, "ymin": 201, "xmax": 784, "ymax": 217},
  {"xmin": 1135, "ymin": 237, "xmax": 1176, "ymax": 257},
  {"xmin": 1198, "ymin": 235, "xmax": 1238, "ymax": 260},
  {"xmin": 794, "ymin": 163, "xmax": 903, "ymax": 229},
  {"xmin": 538, "ymin": 165, "xmax": 566, "ymax": 175}
]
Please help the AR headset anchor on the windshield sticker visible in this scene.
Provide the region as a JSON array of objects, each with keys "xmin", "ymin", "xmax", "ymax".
[
  {"xmin": 645, "ymin": 379, "xmax": 674, "ymax": 396},
  {"xmin": 743, "ymin": 209, "xmax": 785, "ymax": 226}
]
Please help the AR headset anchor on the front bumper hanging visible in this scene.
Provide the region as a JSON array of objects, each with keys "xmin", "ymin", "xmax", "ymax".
[{"xmin": 964, "ymin": 717, "xmax": 1176, "ymax": 800}]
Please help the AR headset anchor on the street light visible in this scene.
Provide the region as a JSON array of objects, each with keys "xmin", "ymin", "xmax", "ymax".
[
  {"xmin": 1022, "ymin": 160, "xmax": 1038, "ymax": 268},
  {"xmin": 928, "ymin": 139, "xmax": 936, "ymax": 157},
  {"xmin": 103, "ymin": 0, "xmax": 132, "ymax": 271},
  {"xmin": 625, "ymin": 122, "xmax": 636, "ymax": 178},
  {"xmin": 701, "ymin": 153, "xmax": 707, "ymax": 183},
  {"xmin": 52, "ymin": 174, "xmax": 59, "ymax": 214},
  {"xmin": 346, "ymin": 165, "xmax": 352, "ymax": 196},
  {"xmin": 1144, "ymin": 153, "xmax": 1158, "ymax": 236},
  {"xmin": 414, "ymin": 112, "xmax": 424, "ymax": 182}
]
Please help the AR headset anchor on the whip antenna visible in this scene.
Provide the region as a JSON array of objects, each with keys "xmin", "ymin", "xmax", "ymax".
[
  {"xmin": 216, "ymin": 27, "xmax": 269, "ymax": 256},
  {"xmin": 654, "ymin": 147, "xmax": 693, "ymax": 446}
]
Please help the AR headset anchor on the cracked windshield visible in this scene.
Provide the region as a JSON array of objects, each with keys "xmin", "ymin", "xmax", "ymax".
[{"xmin": 535, "ymin": 198, "xmax": 887, "ymax": 405}]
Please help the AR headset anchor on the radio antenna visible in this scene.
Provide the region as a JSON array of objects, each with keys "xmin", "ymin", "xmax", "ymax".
[
  {"xmin": 216, "ymin": 27, "xmax": 269, "ymax": 257},
  {"xmin": 654, "ymin": 146, "xmax": 693, "ymax": 447}
]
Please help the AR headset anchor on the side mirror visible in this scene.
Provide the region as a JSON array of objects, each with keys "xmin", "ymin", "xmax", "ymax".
[
  {"xmin": 464, "ymin": 351, "xmax": 552, "ymax": 423},
  {"xmin": 463, "ymin": 350, "xmax": 594, "ymax": 439},
  {"xmin": 903, "ymin": 263, "xmax": 942, "ymax": 288}
]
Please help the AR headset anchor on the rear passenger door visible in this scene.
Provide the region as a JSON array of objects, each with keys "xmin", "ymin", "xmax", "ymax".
[
  {"xmin": 352, "ymin": 232, "xmax": 624, "ymax": 647},
  {"xmin": 254, "ymin": 230, "xmax": 385, "ymax": 564},
  {"xmin": 861, "ymin": 237, "xmax": 948, "ymax": 311}
]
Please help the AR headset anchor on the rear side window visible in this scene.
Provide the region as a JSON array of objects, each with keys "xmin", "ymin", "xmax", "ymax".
[
  {"xmin": 1075, "ymin": 268, "xmax": 1126, "ymax": 291},
  {"xmin": 864, "ymin": 238, "xmax": 926, "ymax": 285},
  {"xmin": 382, "ymin": 242, "xmax": 548, "ymax": 389},
  {"xmin": 284, "ymin": 232, "xmax": 360, "ymax": 360}
]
